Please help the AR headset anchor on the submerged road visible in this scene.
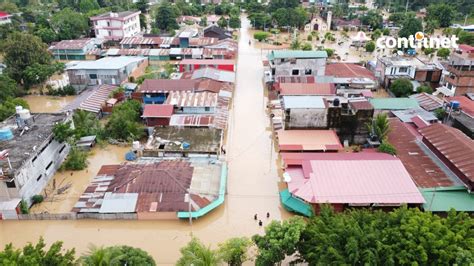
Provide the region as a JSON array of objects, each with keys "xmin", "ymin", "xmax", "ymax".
[{"xmin": 0, "ymin": 15, "xmax": 290, "ymax": 265}]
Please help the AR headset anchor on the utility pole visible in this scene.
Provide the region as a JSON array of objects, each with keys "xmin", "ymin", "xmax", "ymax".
[
  {"xmin": 464, "ymin": 14, "xmax": 469, "ymax": 26},
  {"xmin": 405, "ymin": 0, "xmax": 409, "ymax": 13}
]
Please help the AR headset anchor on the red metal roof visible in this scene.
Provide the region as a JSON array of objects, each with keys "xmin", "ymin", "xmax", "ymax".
[
  {"xmin": 410, "ymin": 93, "xmax": 444, "ymax": 111},
  {"xmin": 459, "ymin": 44, "xmax": 474, "ymax": 53},
  {"xmin": 419, "ymin": 123, "xmax": 474, "ymax": 184},
  {"xmin": 0, "ymin": 12, "xmax": 11, "ymax": 17},
  {"xmin": 165, "ymin": 91, "xmax": 217, "ymax": 107},
  {"xmin": 325, "ymin": 63, "xmax": 376, "ymax": 80},
  {"xmin": 142, "ymin": 104, "xmax": 174, "ymax": 118},
  {"xmin": 349, "ymin": 99, "xmax": 373, "ymax": 110},
  {"xmin": 448, "ymin": 96, "xmax": 474, "ymax": 117},
  {"xmin": 388, "ymin": 119, "xmax": 453, "ymax": 188},
  {"xmin": 279, "ymin": 83, "xmax": 336, "ymax": 96},
  {"xmin": 169, "ymin": 114, "xmax": 214, "ymax": 127}
]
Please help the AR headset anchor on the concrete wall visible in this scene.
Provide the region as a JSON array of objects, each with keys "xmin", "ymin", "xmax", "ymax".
[
  {"xmin": 285, "ymin": 108, "xmax": 328, "ymax": 129},
  {"xmin": 274, "ymin": 58, "xmax": 326, "ymax": 77}
]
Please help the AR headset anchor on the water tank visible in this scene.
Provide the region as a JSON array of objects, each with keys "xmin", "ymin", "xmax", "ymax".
[
  {"xmin": 450, "ymin": 101, "xmax": 460, "ymax": 109},
  {"xmin": 333, "ymin": 98, "xmax": 340, "ymax": 107},
  {"xmin": 0, "ymin": 128, "xmax": 13, "ymax": 141},
  {"xmin": 132, "ymin": 141, "xmax": 140, "ymax": 150},
  {"xmin": 18, "ymin": 109, "xmax": 31, "ymax": 120},
  {"xmin": 182, "ymin": 142, "xmax": 191, "ymax": 149},
  {"xmin": 15, "ymin": 106, "xmax": 23, "ymax": 114}
]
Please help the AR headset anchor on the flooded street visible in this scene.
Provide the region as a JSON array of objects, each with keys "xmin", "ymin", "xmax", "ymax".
[
  {"xmin": 0, "ymin": 15, "xmax": 290, "ymax": 265},
  {"xmin": 23, "ymin": 95, "xmax": 76, "ymax": 113}
]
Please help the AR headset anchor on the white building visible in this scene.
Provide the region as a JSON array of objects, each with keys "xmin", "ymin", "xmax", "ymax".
[
  {"xmin": 0, "ymin": 111, "xmax": 72, "ymax": 211},
  {"xmin": 90, "ymin": 11, "xmax": 141, "ymax": 41},
  {"xmin": 0, "ymin": 12, "xmax": 12, "ymax": 25}
]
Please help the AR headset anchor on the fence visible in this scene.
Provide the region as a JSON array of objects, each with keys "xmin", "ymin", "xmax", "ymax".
[
  {"xmin": 14, "ymin": 212, "xmax": 137, "ymax": 220},
  {"xmin": 17, "ymin": 213, "xmax": 76, "ymax": 220}
]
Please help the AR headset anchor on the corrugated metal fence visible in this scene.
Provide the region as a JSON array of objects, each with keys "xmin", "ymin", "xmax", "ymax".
[{"xmin": 14, "ymin": 213, "xmax": 137, "ymax": 220}]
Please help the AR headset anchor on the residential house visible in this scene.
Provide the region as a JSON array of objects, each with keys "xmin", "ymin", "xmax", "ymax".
[
  {"xmin": 421, "ymin": 186, "xmax": 474, "ymax": 213},
  {"xmin": 181, "ymin": 68, "xmax": 236, "ymax": 83},
  {"xmin": 203, "ymin": 25, "xmax": 232, "ymax": 40},
  {"xmin": 67, "ymin": 56, "xmax": 148, "ymax": 90},
  {"xmin": 325, "ymin": 63, "xmax": 378, "ymax": 90},
  {"xmin": 419, "ymin": 123, "xmax": 474, "ymax": 190},
  {"xmin": 119, "ymin": 36, "xmax": 219, "ymax": 49},
  {"xmin": 165, "ymin": 91, "xmax": 217, "ymax": 115},
  {"xmin": 178, "ymin": 59, "xmax": 235, "ymax": 72},
  {"xmin": 0, "ymin": 111, "xmax": 71, "ymax": 210},
  {"xmin": 49, "ymin": 39, "xmax": 101, "ymax": 61},
  {"xmin": 409, "ymin": 92, "xmax": 444, "ymax": 111},
  {"xmin": 0, "ymin": 12, "xmax": 12, "ymax": 25},
  {"xmin": 369, "ymin": 98, "xmax": 419, "ymax": 113},
  {"xmin": 447, "ymin": 95, "xmax": 474, "ymax": 139},
  {"xmin": 443, "ymin": 44, "xmax": 474, "ymax": 96},
  {"xmin": 281, "ymin": 152, "xmax": 425, "ymax": 213},
  {"xmin": 282, "ymin": 96, "xmax": 328, "ymax": 129},
  {"xmin": 91, "ymin": 11, "xmax": 141, "ymax": 41},
  {"xmin": 375, "ymin": 56, "xmax": 441, "ymax": 90},
  {"xmin": 267, "ymin": 50, "xmax": 327, "ymax": 78}
]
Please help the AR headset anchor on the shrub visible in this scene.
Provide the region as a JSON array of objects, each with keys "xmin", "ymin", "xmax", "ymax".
[
  {"xmin": 20, "ymin": 199, "xmax": 29, "ymax": 214},
  {"xmin": 46, "ymin": 85, "xmax": 76, "ymax": 96},
  {"xmin": 365, "ymin": 41, "xmax": 376, "ymax": 52},
  {"xmin": 434, "ymin": 108, "xmax": 447, "ymax": 120},
  {"xmin": 416, "ymin": 85, "xmax": 433, "ymax": 94},
  {"xmin": 424, "ymin": 47, "xmax": 435, "ymax": 55},
  {"xmin": 378, "ymin": 141, "xmax": 397, "ymax": 155},
  {"xmin": 324, "ymin": 48, "xmax": 335, "ymax": 57},
  {"xmin": 253, "ymin": 31, "xmax": 270, "ymax": 42},
  {"xmin": 301, "ymin": 43, "xmax": 312, "ymax": 51},
  {"xmin": 307, "ymin": 35, "xmax": 312, "ymax": 41},
  {"xmin": 390, "ymin": 78, "xmax": 413, "ymax": 97},
  {"xmin": 437, "ymin": 47, "xmax": 450, "ymax": 59},
  {"xmin": 31, "ymin": 195, "xmax": 44, "ymax": 204},
  {"xmin": 63, "ymin": 147, "xmax": 88, "ymax": 170}
]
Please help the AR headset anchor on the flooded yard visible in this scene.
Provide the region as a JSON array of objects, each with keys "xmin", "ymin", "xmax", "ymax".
[
  {"xmin": 30, "ymin": 145, "xmax": 130, "ymax": 214},
  {"xmin": 23, "ymin": 95, "xmax": 76, "ymax": 113},
  {"xmin": 0, "ymin": 15, "xmax": 290, "ymax": 264}
]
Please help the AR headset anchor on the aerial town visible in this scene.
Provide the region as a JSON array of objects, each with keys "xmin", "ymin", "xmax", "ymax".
[{"xmin": 0, "ymin": 0, "xmax": 473, "ymax": 264}]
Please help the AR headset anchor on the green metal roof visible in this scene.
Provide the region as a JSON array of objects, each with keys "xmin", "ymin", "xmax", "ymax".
[
  {"xmin": 421, "ymin": 186, "xmax": 474, "ymax": 212},
  {"xmin": 280, "ymin": 189, "xmax": 313, "ymax": 217},
  {"xmin": 267, "ymin": 50, "xmax": 328, "ymax": 60},
  {"xmin": 369, "ymin": 98, "xmax": 419, "ymax": 110}
]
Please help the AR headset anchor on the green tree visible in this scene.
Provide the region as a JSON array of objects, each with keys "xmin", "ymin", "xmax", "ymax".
[
  {"xmin": 35, "ymin": 27, "xmax": 57, "ymax": 44},
  {"xmin": 371, "ymin": 29, "xmax": 382, "ymax": 40},
  {"xmin": 378, "ymin": 140, "xmax": 397, "ymax": 155},
  {"xmin": 361, "ymin": 10, "xmax": 383, "ymax": 30},
  {"xmin": 390, "ymin": 78, "xmax": 414, "ymax": 97},
  {"xmin": 0, "ymin": 237, "xmax": 76, "ymax": 265},
  {"xmin": 177, "ymin": 237, "xmax": 219, "ymax": 266},
  {"xmin": 2, "ymin": 32, "xmax": 51, "ymax": 84},
  {"xmin": 272, "ymin": 8, "xmax": 288, "ymax": 27},
  {"xmin": 228, "ymin": 16, "xmax": 240, "ymax": 29},
  {"xmin": 81, "ymin": 245, "xmax": 156, "ymax": 266},
  {"xmin": 79, "ymin": 0, "xmax": 100, "ymax": 13},
  {"xmin": 424, "ymin": 47, "xmax": 435, "ymax": 56},
  {"xmin": 51, "ymin": 8, "xmax": 89, "ymax": 40},
  {"xmin": 105, "ymin": 100, "xmax": 144, "ymax": 141},
  {"xmin": 399, "ymin": 17, "xmax": 423, "ymax": 38},
  {"xmin": 367, "ymin": 113, "xmax": 390, "ymax": 141},
  {"xmin": 53, "ymin": 121, "xmax": 75, "ymax": 143},
  {"xmin": 0, "ymin": 75, "xmax": 19, "ymax": 101},
  {"xmin": 154, "ymin": 2, "xmax": 179, "ymax": 32},
  {"xmin": 253, "ymin": 31, "xmax": 270, "ymax": 42},
  {"xmin": 73, "ymin": 109, "xmax": 103, "ymax": 140},
  {"xmin": 437, "ymin": 47, "xmax": 451, "ymax": 59},
  {"xmin": 217, "ymin": 16, "xmax": 228, "ymax": 29},
  {"xmin": 424, "ymin": 19, "xmax": 439, "ymax": 35},
  {"xmin": 0, "ymin": 98, "xmax": 29, "ymax": 121},
  {"xmin": 218, "ymin": 237, "xmax": 252, "ymax": 266},
  {"xmin": 427, "ymin": 3, "xmax": 456, "ymax": 28},
  {"xmin": 24, "ymin": 62, "xmax": 65, "ymax": 87},
  {"xmin": 63, "ymin": 147, "xmax": 88, "ymax": 170},
  {"xmin": 388, "ymin": 12, "xmax": 407, "ymax": 25},
  {"xmin": 365, "ymin": 41, "xmax": 376, "ymax": 52},
  {"xmin": 0, "ymin": 2, "xmax": 19, "ymax": 13},
  {"xmin": 324, "ymin": 48, "xmax": 334, "ymax": 57},
  {"xmin": 252, "ymin": 217, "xmax": 306, "ymax": 265},
  {"xmin": 301, "ymin": 43, "xmax": 312, "ymax": 51},
  {"xmin": 290, "ymin": 39, "xmax": 301, "ymax": 50},
  {"xmin": 248, "ymin": 12, "xmax": 271, "ymax": 30},
  {"xmin": 135, "ymin": 0, "xmax": 149, "ymax": 13},
  {"xmin": 416, "ymin": 85, "xmax": 433, "ymax": 93}
]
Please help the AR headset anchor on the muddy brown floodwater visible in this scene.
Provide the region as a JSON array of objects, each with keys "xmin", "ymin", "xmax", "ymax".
[
  {"xmin": 0, "ymin": 15, "xmax": 291, "ymax": 265},
  {"xmin": 23, "ymin": 95, "xmax": 76, "ymax": 113}
]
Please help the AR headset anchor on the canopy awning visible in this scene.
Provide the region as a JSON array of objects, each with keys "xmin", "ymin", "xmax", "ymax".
[{"xmin": 280, "ymin": 189, "xmax": 313, "ymax": 217}]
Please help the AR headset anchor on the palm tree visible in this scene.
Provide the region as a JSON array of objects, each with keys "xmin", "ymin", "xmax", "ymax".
[
  {"xmin": 177, "ymin": 238, "xmax": 220, "ymax": 266},
  {"xmin": 80, "ymin": 245, "xmax": 124, "ymax": 266},
  {"xmin": 367, "ymin": 113, "xmax": 390, "ymax": 141}
]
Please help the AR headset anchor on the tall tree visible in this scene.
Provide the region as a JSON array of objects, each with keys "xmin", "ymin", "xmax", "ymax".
[
  {"xmin": 177, "ymin": 237, "xmax": 220, "ymax": 266},
  {"xmin": 218, "ymin": 237, "xmax": 252, "ymax": 266},
  {"xmin": 81, "ymin": 245, "xmax": 156, "ymax": 266},
  {"xmin": 252, "ymin": 217, "xmax": 306, "ymax": 265},
  {"xmin": 360, "ymin": 10, "xmax": 383, "ymax": 30},
  {"xmin": 426, "ymin": 3, "xmax": 456, "ymax": 28},
  {"xmin": 1, "ymin": 32, "xmax": 51, "ymax": 85},
  {"xmin": 0, "ymin": 237, "xmax": 76, "ymax": 265},
  {"xmin": 51, "ymin": 8, "xmax": 89, "ymax": 40},
  {"xmin": 399, "ymin": 17, "xmax": 423, "ymax": 38},
  {"xmin": 154, "ymin": 2, "xmax": 179, "ymax": 32},
  {"xmin": 0, "ymin": 75, "xmax": 19, "ymax": 101}
]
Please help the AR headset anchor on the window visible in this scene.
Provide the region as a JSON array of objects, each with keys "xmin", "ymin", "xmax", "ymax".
[
  {"xmin": 32, "ymin": 155, "xmax": 38, "ymax": 163},
  {"xmin": 205, "ymin": 107, "xmax": 210, "ymax": 112},
  {"xmin": 292, "ymin": 69, "xmax": 299, "ymax": 76},
  {"xmin": 36, "ymin": 174, "xmax": 42, "ymax": 181},
  {"xmin": 89, "ymin": 74, "xmax": 98, "ymax": 79},
  {"xmin": 6, "ymin": 180, "xmax": 16, "ymax": 188},
  {"xmin": 45, "ymin": 161, "xmax": 53, "ymax": 171},
  {"xmin": 399, "ymin": 67, "xmax": 408, "ymax": 73},
  {"xmin": 304, "ymin": 69, "xmax": 312, "ymax": 75},
  {"xmin": 59, "ymin": 144, "xmax": 66, "ymax": 154}
]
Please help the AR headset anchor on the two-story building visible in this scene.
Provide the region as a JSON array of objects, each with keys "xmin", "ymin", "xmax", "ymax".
[
  {"xmin": 0, "ymin": 110, "xmax": 71, "ymax": 211},
  {"xmin": 267, "ymin": 50, "xmax": 328, "ymax": 78},
  {"xmin": 49, "ymin": 38, "xmax": 101, "ymax": 61},
  {"xmin": 91, "ymin": 11, "xmax": 141, "ymax": 41},
  {"xmin": 443, "ymin": 44, "xmax": 474, "ymax": 96},
  {"xmin": 375, "ymin": 56, "xmax": 441, "ymax": 90}
]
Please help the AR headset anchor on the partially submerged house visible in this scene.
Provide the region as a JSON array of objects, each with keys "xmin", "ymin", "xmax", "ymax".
[
  {"xmin": 178, "ymin": 59, "xmax": 235, "ymax": 72},
  {"xmin": 203, "ymin": 25, "xmax": 232, "ymax": 40},
  {"xmin": 325, "ymin": 63, "xmax": 378, "ymax": 90},
  {"xmin": 267, "ymin": 50, "xmax": 327, "ymax": 78},
  {"xmin": 282, "ymin": 96, "xmax": 328, "ymax": 129},
  {"xmin": 0, "ymin": 111, "xmax": 71, "ymax": 209},
  {"xmin": 67, "ymin": 56, "xmax": 148, "ymax": 90},
  {"xmin": 49, "ymin": 38, "xmax": 101, "ymax": 61},
  {"xmin": 142, "ymin": 104, "xmax": 174, "ymax": 126},
  {"xmin": 281, "ymin": 152, "xmax": 425, "ymax": 213}
]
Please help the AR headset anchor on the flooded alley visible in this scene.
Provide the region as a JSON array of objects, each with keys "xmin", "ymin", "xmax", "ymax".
[
  {"xmin": 0, "ymin": 15, "xmax": 290, "ymax": 265},
  {"xmin": 23, "ymin": 95, "xmax": 76, "ymax": 113}
]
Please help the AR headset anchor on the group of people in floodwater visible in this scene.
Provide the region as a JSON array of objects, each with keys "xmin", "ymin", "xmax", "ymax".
[{"xmin": 254, "ymin": 212, "xmax": 270, "ymax": 227}]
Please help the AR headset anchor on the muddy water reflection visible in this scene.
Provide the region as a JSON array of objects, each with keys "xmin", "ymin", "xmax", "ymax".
[
  {"xmin": 23, "ymin": 95, "xmax": 76, "ymax": 113},
  {"xmin": 0, "ymin": 16, "xmax": 291, "ymax": 265}
]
